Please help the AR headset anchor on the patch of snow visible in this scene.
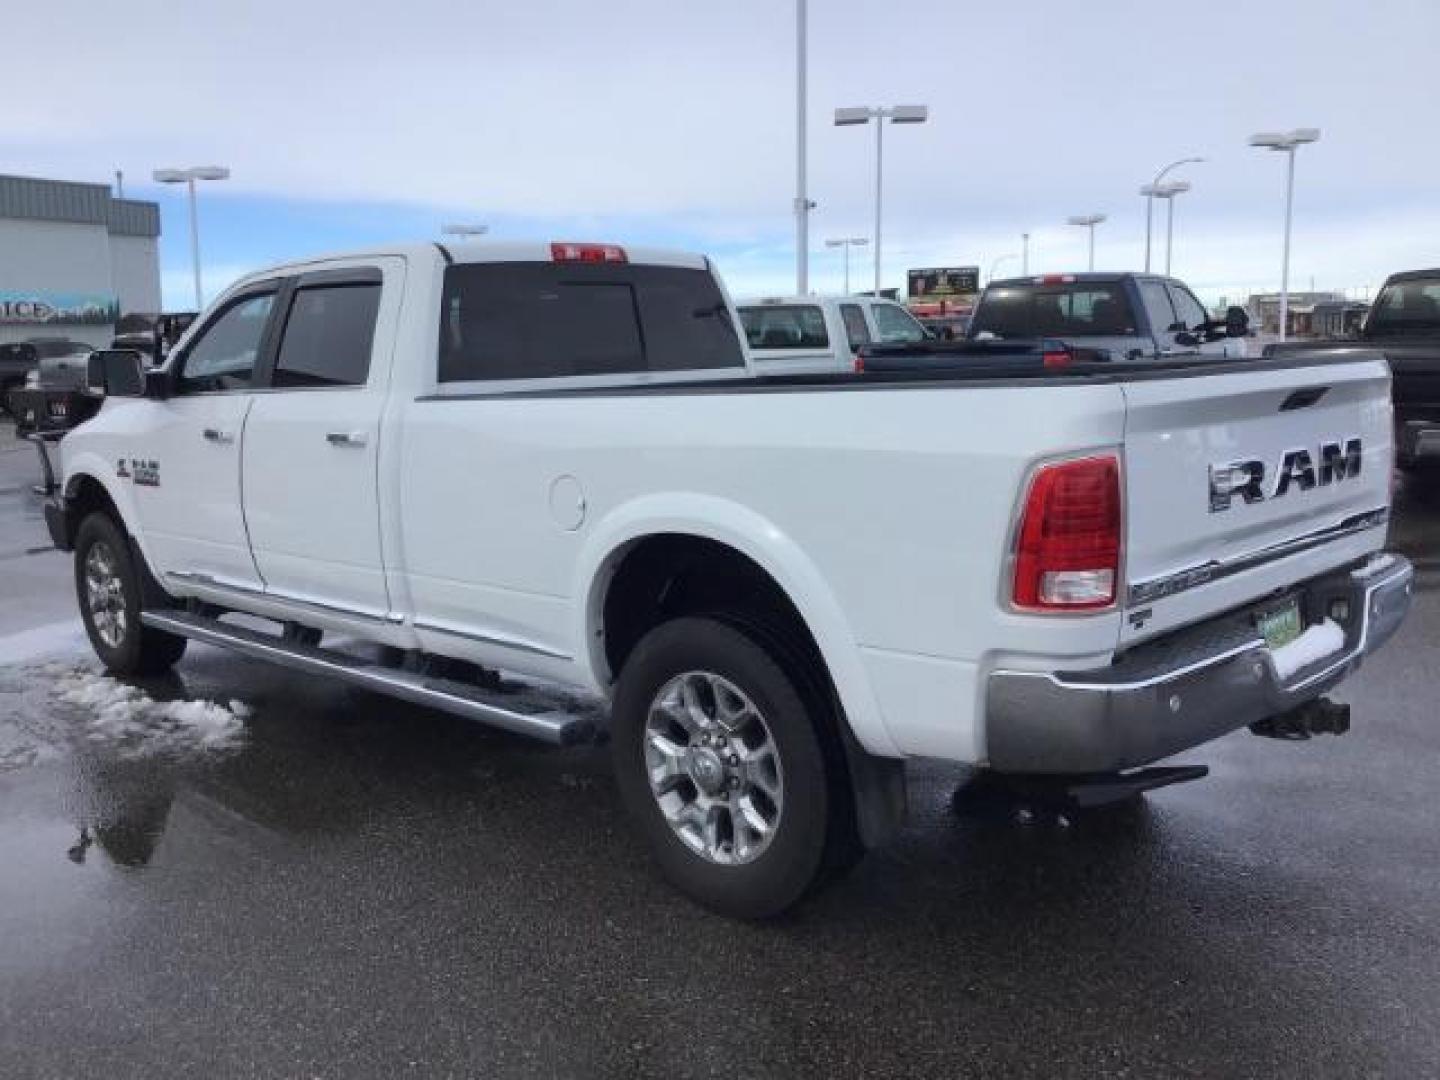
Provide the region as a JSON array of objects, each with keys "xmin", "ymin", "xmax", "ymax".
[
  {"xmin": 49, "ymin": 664, "xmax": 251, "ymax": 756},
  {"xmin": 1270, "ymin": 618, "xmax": 1346, "ymax": 681}
]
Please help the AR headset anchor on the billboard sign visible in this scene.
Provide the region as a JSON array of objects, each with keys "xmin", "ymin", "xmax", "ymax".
[
  {"xmin": 0, "ymin": 291, "xmax": 119, "ymax": 326},
  {"xmin": 907, "ymin": 267, "xmax": 979, "ymax": 298}
]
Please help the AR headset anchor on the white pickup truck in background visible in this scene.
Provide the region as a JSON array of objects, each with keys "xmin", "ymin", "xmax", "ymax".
[
  {"xmin": 736, "ymin": 294, "xmax": 930, "ymax": 374},
  {"xmin": 46, "ymin": 240, "xmax": 1413, "ymax": 917}
]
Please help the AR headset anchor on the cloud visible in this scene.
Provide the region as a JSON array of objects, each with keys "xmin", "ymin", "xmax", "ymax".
[{"xmin": 8, "ymin": 0, "xmax": 1432, "ymax": 303}]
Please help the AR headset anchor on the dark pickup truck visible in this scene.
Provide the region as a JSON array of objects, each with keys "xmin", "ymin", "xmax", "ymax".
[{"xmin": 1265, "ymin": 268, "xmax": 1440, "ymax": 470}]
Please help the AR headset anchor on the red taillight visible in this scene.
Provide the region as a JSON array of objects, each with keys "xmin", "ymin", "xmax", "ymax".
[
  {"xmin": 1042, "ymin": 349, "xmax": 1072, "ymax": 370},
  {"xmin": 1012, "ymin": 455, "xmax": 1121, "ymax": 611},
  {"xmin": 550, "ymin": 242, "xmax": 627, "ymax": 264},
  {"xmin": 852, "ymin": 355, "xmax": 865, "ymax": 373},
  {"xmin": 1036, "ymin": 274, "xmax": 1076, "ymax": 284}
]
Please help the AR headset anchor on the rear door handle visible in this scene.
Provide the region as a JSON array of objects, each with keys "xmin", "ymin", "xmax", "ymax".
[
  {"xmin": 202, "ymin": 428, "xmax": 235, "ymax": 444},
  {"xmin": 326, "ymin": 431, "xmax": 368, "ymax": 448}
]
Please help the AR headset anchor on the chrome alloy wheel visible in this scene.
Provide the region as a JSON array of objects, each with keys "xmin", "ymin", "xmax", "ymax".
[
  {"xmin": 84, "ymin": 540, "xmax": 128, "ymax": 649},
  {"xmin": 644, "ymin": 671, "xmax": 784, "ymax": 866}
]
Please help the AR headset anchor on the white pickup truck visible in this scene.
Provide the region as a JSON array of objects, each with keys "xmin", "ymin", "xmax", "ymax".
[{"xmin": 47, "ymin": 240, "xmax": 1413, "ymax": 917}]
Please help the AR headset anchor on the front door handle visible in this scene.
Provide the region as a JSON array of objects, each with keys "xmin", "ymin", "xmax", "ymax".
[
  {"xmin": 202, "ymin": 428, "xmax": 235, "ymax": 444},
  {"xmin": 326, "ymin": 431, "xmax": 368, "ymax": 448}
]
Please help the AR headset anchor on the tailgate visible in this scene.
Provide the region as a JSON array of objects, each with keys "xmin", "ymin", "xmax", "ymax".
[{"xmin": 1120, "ymin": 354, "xmax": 1393, "ymax": 644}]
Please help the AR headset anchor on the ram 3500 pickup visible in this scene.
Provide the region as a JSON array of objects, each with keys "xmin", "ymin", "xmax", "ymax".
[{"xmin": 46, "ymin": 241, "xmax": 1413, "ymax": 917}]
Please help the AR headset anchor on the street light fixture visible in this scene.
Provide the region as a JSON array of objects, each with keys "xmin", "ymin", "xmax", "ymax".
[
  {"xmin": 1143, "ymin": 157, "xmax": 1203, "ymax": 272},
  {"xmin": 442, "ymin": 223, "xmax": 489, "ymax": 239},
  {"xmin": 1066, "ymin": 213, "xmax": 1107, "ymax": 272},
  {"xmin": 1138, "ymin": 180, "xmax": 1191, "ymax": 276},
  {"xmin": 152, "ymin": 165, "xmax": 230, "ymax": 310},
  {"xmin": 1249, "ymin": 127, "xmax": 1321, "ymax": 342},
  {"xmin": 834, "ymin": 103, "xmax": 929, "ymax": 295},
  {"xmin": 825, "ymin": 237, "xmax": 869, "ymax": 294}
]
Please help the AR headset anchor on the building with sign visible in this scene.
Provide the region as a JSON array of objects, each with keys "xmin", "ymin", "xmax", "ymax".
[{"xmin": 0, "ymin": 174, "xmax": 162, "ymax": 348}]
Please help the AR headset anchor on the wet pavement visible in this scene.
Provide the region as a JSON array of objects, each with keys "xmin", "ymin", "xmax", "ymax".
[{"xmin": 1, "ymin": 421, "xmax": 1438, "ymax": 1078}]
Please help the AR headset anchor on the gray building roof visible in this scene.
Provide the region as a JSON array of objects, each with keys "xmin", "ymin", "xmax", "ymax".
[{"xmin": 0, "ymin": 173, "xmax": 160, "ymax": 238}]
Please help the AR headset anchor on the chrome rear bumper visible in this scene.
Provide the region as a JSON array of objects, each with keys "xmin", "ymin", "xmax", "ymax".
[{"xmin": 986, "ymin": 553, "xmax": 1414, "ymax": 773}]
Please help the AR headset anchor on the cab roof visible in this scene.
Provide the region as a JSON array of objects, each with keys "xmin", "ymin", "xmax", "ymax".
[{"xmin": 227, "ymin": 241, "xmax": 711, "ymax": 292}]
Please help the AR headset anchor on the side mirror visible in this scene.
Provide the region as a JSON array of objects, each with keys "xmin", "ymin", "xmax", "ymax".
[
  {"xmin": 87, "ymin": 350, "xmax": 146, "ymax": 397},
  {"xmin": 1225, "ymin": 306, "xmax": 1250, "ymax": 338}
]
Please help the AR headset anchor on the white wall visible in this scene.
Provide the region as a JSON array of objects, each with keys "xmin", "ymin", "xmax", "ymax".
[
  {"xmin": 0, "ymin": 218, "xmax": 161, "ymax": 349},
  {"xmin": 109, "ymin": 234, "xmax": 162, "ymax": 315}
]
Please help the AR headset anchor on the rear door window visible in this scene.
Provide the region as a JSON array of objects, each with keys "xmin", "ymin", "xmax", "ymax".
[
  {"xmin": 1138, "ymin": 281, "xmax": 1178, "ymax": 334},
  {"xmin": 273, "ymin": 283, "xmax": 381, "ymax": 388},
  {"xmin": 439, "ymin": 263, "xmax": 743, "ymax": 382},
  {"xmin": 737, "ymin": 305, "xmax": 829, "ymax": 350},
  {"xmin": 971, "ymin": 284, "xmax": 1137, "ymax": 338},
  {"xmin": 839, "ymin": 304, "xmax": 871, "ymax": 349}
]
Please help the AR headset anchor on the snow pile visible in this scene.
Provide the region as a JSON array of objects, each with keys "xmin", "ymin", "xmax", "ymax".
[
  {"xmin": 49, "ymin": 664, "xmax": 251, "ymax": 754},
  {"xmin": 1269, "ymin": 618, "xmax": 1346, "ymax": 681}
]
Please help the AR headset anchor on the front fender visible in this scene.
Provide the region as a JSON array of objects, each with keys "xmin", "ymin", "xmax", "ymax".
[
  {"xmin": 59, "ymin": 450, "xmax": 154, "ymax": 566},
  {"xmin": 572, "ymin": 492, "xmax": 901, "ymax": 758}
]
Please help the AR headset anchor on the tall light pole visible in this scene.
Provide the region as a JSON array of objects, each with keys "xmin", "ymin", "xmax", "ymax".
[
  {"xmin": 442, "ymin": 223, "xmax": 489, "ymax": 240},
  {"xmin": 795, "ymin": 0, "xmax": 811, "ymax": 295},
  {"xmin": 1138, "ymin": 180, "xmax": 1191, "ymax": 276},
  {"xmin": 1249, "ymin": 128, "xmax": 1321, "ymax": 342},
  {"xmin": 1021, "ymin": 232, "xmax": 1030, "ymax": 275},
  {"xmin": 834, "ymin": 104, "xmax": 929, "ymax": 296},
  {"xmin": 988, "ymin": 253, "xmax": 1019, "ymax": 284},
  {"xmin": 1067, "ymin": 214, "xmax": 1107, "ymax": 272},
  {"xmin": 1143, "ymin": 157, "xmax": 1203, "ymax": 272},
  {"xmin": 825, "ymin": 237, "xmax": 868, "ymax": 294},
  {"xmin": 153, "ymin": 166, "xmax": 230, "ymax": 310}
]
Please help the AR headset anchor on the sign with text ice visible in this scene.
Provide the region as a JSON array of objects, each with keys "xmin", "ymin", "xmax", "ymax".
[{"xmin": 0, "ymin": 291, "xmax": 120, "ymax": 326}]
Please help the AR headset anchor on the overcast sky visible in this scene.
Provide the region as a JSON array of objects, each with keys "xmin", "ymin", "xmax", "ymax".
[{"xmin": 4, "ymin": 0, "xmax": 1434, "ymax": 307}]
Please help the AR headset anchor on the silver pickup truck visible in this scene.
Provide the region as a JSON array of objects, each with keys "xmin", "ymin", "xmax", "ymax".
[{"xmin": 970, "ymin": 272, "xmax": 1250, "ymax": 362}]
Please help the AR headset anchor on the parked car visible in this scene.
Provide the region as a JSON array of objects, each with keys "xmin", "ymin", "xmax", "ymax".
[
  {"xmin": 111, "ymin": 312, "xmax": 198, "ymax": 366},
  {"xmin": 1264, "ymin": 268, "xmax": 1440, "ymax": 471},
  {"xmin": 0, "ymin": 342, "xmax": 38, "ymax": 416},
  {"xmin": 969, "ymin": 273, "xmax": 1250, "ymax": 361},
  {"xmin": 48, "ymin": 240, "xmax": 1412, "ymax": 917},
  {"xmin": 22, "ymin": 336, "xmax": 96, "ymax": 392},
  {"xmin": 736, "ymin": 295, "xmax": 930, "ymax": 374}
]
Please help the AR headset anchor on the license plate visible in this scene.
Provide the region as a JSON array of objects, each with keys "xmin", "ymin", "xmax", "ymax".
[{"xmin": 1256, "ymin": 599, "xmax": 1303, "ymax": 651}]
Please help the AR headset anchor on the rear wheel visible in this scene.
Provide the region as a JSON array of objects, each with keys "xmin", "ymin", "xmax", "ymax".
[
  {"xmin": 611, "ymin": 616, "xmax": 843, "ymax": 919},
  {"xmin": 73, "ymin": 513, "xmax": 187, "ymax": 676}
]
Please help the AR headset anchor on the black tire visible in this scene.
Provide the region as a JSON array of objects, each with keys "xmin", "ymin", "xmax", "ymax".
[
  {"xmin": 73, "ymin": 512, "xmax": 187, "ymax": 677},
  {"xmin": 611, "ymin": 616, "xmax": 842, "ymax": 919}
]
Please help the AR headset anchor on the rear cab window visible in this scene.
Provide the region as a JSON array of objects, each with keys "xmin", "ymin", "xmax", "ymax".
[
  {"xmin": 1370, "ymin": 276, "xmax": 1440, "ymax": 332},
  {"xmin": 439, "ymin": 263, "xmax": 743, "ymax": 383},
  {"xmin": 737, "ymin": 305, "xmax": 829, "ymax": 350},
  {"xmin": 971, "ymin": 282, "xmax": 1138, "ymax": 338}
]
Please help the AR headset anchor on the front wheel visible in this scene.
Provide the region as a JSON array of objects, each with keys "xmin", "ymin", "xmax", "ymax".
[
  {"xmin": 611, "ymin": 616, "xmax": 841, "ymax": 919},
  {"xmin": 73, "ymin": 513, "xmax": 187, "ymax": 676}
]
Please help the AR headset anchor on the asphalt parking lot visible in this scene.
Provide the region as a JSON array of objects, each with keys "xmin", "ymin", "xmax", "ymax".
[{"xmin": 1, "ymin": 420, "xmax": 1437, "ymax": 1078}]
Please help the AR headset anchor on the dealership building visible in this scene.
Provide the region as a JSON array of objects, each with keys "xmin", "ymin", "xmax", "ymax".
[{"xmin": 0, "ymin": 173, "xmax": 163, "ymax": 349}]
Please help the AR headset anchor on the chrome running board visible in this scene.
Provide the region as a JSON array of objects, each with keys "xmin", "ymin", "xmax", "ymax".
[{"xmin": 140, "ymin": 610, "xmax": 594, "ymax": 746}]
